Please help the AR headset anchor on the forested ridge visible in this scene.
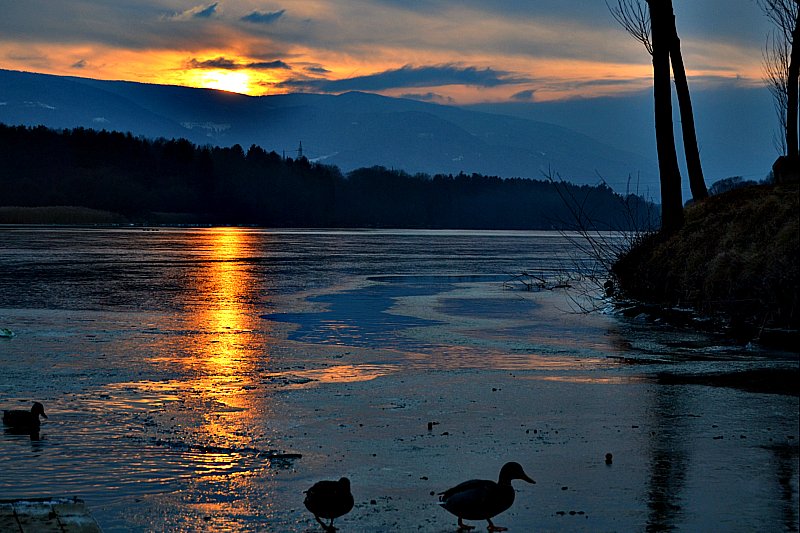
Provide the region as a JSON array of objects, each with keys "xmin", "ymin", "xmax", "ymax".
[{"xmin": 0, "ymin": 123, "xmax": 655, "ymax": 228}]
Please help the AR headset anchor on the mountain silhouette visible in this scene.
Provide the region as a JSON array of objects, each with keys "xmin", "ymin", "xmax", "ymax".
[{"xmin": 1, "ymin": 68, "xmax": 655, "ymax": 190}]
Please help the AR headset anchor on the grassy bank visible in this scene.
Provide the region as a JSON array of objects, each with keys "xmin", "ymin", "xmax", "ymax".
[{"xmin": 612, "ymin": 182, "xmax": 799, "ymax": 342}]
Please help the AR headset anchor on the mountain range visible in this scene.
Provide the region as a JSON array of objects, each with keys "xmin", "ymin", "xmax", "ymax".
[{"xmin": 0, "ymin": 68, "xmax": 779, "ymax": 199}]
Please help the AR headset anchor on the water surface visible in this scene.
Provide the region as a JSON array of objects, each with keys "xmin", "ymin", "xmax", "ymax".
[{"xmin": 0, "ymin": 227, "xmax": 796, "ymax": 531}]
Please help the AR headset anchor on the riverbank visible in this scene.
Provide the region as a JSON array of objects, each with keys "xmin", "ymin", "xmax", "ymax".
[
  {"xmin": 612, "ymin": 182, "xmax": 799, "ymax": 345},
  {"xmin": 0, "ymin": 206, "xmax": 126, "ymax": 224}
]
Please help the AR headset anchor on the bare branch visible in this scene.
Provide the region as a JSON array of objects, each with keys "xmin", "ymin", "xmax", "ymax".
[
  {"xmin": 759, "ymin": 0, "xmax": 799, "ymax": 156},
  {"xmin": 764, "ymin": 29, "xmax": 791, "ymax": 153},
  {"xmin": 607, "ymin": 0, "xmax": 653, "ymax": 55},
  {"xmin": 757, "ymin": 0, "xmax": 799, "ymax": 44}
]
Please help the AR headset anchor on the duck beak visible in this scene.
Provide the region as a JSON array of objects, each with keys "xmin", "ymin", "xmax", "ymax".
[
  {"xmin": 522, "ymin": 474, "xmax": 535, "ymax": 484},
  {"xmin": 41, "ymin": 413, "xmax": 48, "ymax": 419}
]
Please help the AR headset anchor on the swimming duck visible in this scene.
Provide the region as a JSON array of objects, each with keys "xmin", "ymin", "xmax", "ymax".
[
  {"xmin": 304, "ymin": 477, "xmax": 354, "ymax": 532},
  {"xmin": 3, "ymin": 402, "xmax": 48, "ymax": 430},
  {"xmin": 439, "ymin": 461, "xmax": 535, "ymax": 531}
]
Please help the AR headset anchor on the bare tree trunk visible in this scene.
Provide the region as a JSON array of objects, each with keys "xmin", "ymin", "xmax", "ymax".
[
  {"xmin": 647, "ymin": 0, "xmax": 684, "ymax": 231},
  {"xmin": 668, "ymin": 5, "xmax": 708, "ymax": 201},
  {"xmin": 787, "ymin": 7, "xmax": 800, "ymax": 159}
]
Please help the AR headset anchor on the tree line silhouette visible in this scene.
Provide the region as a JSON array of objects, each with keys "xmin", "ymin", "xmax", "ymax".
[{"xmin": 0, "ymin": 123, "xmax": 656, "ymax": 229}]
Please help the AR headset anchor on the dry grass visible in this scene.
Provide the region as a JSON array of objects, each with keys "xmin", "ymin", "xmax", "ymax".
[{"xmin": 613, "ymin": 183, "xmax": 799, "ymax": 333}]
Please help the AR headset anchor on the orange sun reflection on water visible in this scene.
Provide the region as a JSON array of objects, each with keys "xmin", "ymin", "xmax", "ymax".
[
  {"xmin": 184, "ymin": 228, "xmax": 268, "ymax": 454},
  {"xmin": 99, "ymin": 228, "xmax": 272, "ymax": 495},
  {"xmin": 202, "ymin": 229, "xmax": 252, "ymax": 375}
]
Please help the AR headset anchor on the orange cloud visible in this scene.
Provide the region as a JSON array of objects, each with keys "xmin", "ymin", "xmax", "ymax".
[{"xmin": 0, "ymin": 1, "xmax": 770, "ymax": 103}]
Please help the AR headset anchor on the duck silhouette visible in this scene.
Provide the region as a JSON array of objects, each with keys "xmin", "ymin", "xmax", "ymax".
[
  {"xmin": 3, "ymin": 401, "xmax": 47, "ymax": 430},
  {"xmin": 439, "ymin": 461, "xmax": 535, "ymax": 531},
  {"xmin": 304, "ymin": 477, "xmax": 354, "ymax": 532}
]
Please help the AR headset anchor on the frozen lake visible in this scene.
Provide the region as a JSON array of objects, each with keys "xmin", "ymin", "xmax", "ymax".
[{"xmin": 0, "ymin": 227, "xmax": 797, "ymax": 531}]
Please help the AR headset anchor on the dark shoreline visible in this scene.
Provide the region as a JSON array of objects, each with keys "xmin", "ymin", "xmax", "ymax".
[{"xmin": 656, "ymin": 368, "xmax": 800, "ymax": 396}]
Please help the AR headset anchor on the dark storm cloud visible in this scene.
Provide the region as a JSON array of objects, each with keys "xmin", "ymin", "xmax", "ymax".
[
  {"xmin": 189, "ymin": 57, "xmax": 239, "ymax": 69},
  {"xmin": 192, "ymin": 2, "xmax": 218, "ymax": 19},
  {"xmin": 0, "ymin": 1, "xmax": 773, "ymax": 56},
  {"xmin": 305, "ymin": 66, "xmax": 331, "ymax": 74},
  {"xmin": 0, "ymin": 1, "xmax": 208, "ymax": 49},
  {"xmin": 511, "ymin": 89, "xmax": 535, "ymax": 101},
  {"xmin": 188, "ymin": 56, "xmax": 291, "ymax": 70},
  {"xmin": 370, "ymin": 0, "xmax": 766, "ymax": 47},
  {"xmin": 372, "ymin": 1, "xmax": 610, "ymax": 25},
  {"xmin": 0, "ymin": 1, "xmax": 773, "ymax": 74},
  {"xmin": 249, "ymin": 60, "xmax": 291, "ymax": 70},
  {"xmin": 279, "ymin": 64, "xmax": 531, "ymax": 92},
  {"xmin": 399, "ymin": 92, "xmax": 455, "ymax": 103},
  {"xmin": 241, "ymin": 9, "xmax": 286, "ymax": 24}
]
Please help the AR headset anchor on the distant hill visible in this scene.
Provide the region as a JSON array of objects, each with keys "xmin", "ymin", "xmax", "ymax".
[
  {"xmin": 0, "ymin": 69, "xmax": 655, "ymax": 191},
  {"xmin": 468, "ymin": 85, "xmax": 777, "ymax": 197}
]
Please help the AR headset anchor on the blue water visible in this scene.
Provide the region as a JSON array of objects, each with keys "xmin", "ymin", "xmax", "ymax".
[
  {"xmin": 0, "ymin": 227, "xmax": 797, "ymax": 532},
  {"xmin": 264, "ymin": 276, "xmax": 490, "ymax": 349}
]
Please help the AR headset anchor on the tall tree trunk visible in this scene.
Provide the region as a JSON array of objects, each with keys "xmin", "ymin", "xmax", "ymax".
[
  {"xmin": 668, "ymin": 6, "xmax": 708, "ymax": 201},
  {"xmin": 787, "ymin": 7, "xmax": 800, "ymax": 159},
  {"xmin": 648, "ymin": 0, "xmax": 684, "ymax": 232}
]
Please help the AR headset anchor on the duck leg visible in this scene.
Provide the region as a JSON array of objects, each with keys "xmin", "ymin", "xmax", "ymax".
[
  {"xmin": 458, "ymin": 517, "xmax": 476, "ymax": 530},
  {"xmin": 486, "ymin": 518, "xmax": 508, "ymax": 532},
  {"xmin": 313, "ymin": 515, "xmax": 337, "ymax": 532}
]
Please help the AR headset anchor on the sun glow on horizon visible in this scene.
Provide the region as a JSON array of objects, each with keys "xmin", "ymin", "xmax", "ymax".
[
  {"xmin": 0, "ymin": 38, "xmax": 766, "ymax": 103},
  {"xmin": 195, "ymin": 69, "xmax": 253, "ymax": 94}
]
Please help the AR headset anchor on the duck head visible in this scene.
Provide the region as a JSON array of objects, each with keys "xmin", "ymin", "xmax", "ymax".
[
  {"xmin": 498, "ymin": 462, "xmax": 535, "ymax": 485},
  {"xmin": 32, "ymin": 402, "xmax": 48, "ymax": 419}
]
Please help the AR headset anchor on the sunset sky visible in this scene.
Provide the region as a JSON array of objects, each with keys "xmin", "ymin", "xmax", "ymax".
[{"xmin": 0, "ymin": 1, "xmax": 775, "ymax": 104}]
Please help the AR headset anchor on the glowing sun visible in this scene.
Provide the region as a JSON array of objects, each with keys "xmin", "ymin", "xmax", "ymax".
[{"xmin": 198, "ymin": 70, "xmax": 252, "ymax": 94}]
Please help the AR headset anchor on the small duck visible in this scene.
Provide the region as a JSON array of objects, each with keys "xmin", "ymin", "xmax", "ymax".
[
  {"xmin": 439, "ymin": 461, "xmax": 535, "ymax": 532},
  {"xmin": 2, "ymin": 401, "xmax": 48, "ymax": 430},
  {"xmin": 304, "ymin": 477, "xmax": 354, "ymax": 532}
]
